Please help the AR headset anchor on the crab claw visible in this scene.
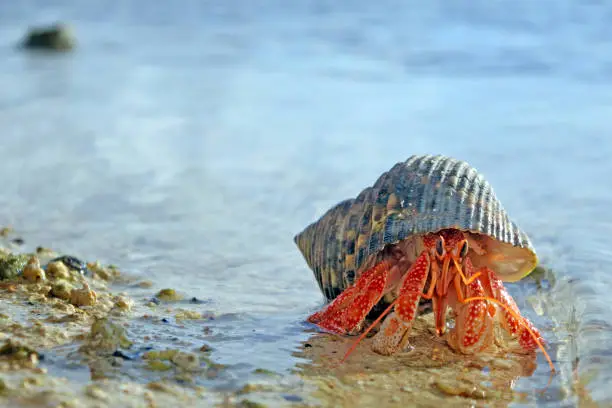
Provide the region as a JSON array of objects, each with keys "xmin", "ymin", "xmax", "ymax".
[{"xmin": 307, "ymin": 261, "xmax": 393, "ymax": 335}]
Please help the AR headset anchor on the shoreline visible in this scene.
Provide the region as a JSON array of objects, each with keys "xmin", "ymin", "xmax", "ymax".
[{"xmin": 0, "ymin": 229, "xmax": 599, "ymax": 408}]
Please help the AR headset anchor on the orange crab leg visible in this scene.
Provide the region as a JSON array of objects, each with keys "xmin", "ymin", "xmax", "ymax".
[
  {"xmin": 452, "ymin": 261, "xmax": 494, "ymax": 317},
  {"xmin": 452, "ymin": 257, "xmax": 481, "ymax": 286},
  {"xmin": 449, "ymin": 259, "xmax": 555, "ymax": 372},
  {"xmin": 307, "ymin": 261, "xmax": 392, "ymax": 334},
  {"xmin": 476, "ymin": 267, "xmax": 548, "ymax": 352},
  {"xmin": 462, "ymin": 295, "xmax": 556, "ymax": 373},
  {"xmin": 447, "ymin": 258, "xmax": 495, "ymax": 353}
]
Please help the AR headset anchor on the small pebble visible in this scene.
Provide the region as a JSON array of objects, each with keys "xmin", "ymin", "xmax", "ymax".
[
  {"xmin": 491, "ymin": 358, "xmax": 516, "ymax": 370},
  {"xmin": 113, "ymin": 295, "xmax": 133, "ymax": 311},
  {"xmin": 171, "ymin": 352, "xmax": 200, "ymax": 371},
  {"xmin": 36, "ymin": 246, "xmax": 56, "ymax": 257},
  {"xmin": 21, "ymin": 376, "xmax": 42, "ymax": 387},
  {"xmin": 46, "ymin": 261, "xmax": 70, "ymax": 280},
  {"xmin": 252, "ymin": 368, "xmax": 277, "ymax": 376},
  {"xmin": 112, "ymin": 350, "xmax": 133, "ymax": 360},
  {"xmin": 85, "ymin": 385, "xmax": 109, "ymax": 401},
  {"xmin": 22, "ymin": 257, "xmax": 46, "ymax": 283},
  {"xmin": 137, "ymin": 280, "xmax": 153, "ymax": 288},
  {"xmin": 237, "ymin": 400, "xmax": 267, "ymax": 408},
  {"xmin": 433, "ymin": 378, "xmax": 488, "ymax": 400},
  {"xmin": 70, "ymin": 282, "xmax": 97, "ymax": 307},
  {"xmin": 155, "ymin": 289, "xmax": 183, "ymax": 302},
  {"xmin": 87, "ymin": 262, "xmax": 118, "ymax": 281},
  {"xmin": 236, "ymin": 383, "xmax": 268, "ymax": 395},
  {"xmin": 146, "ymin": 360, "xmax": 172, "ymax": 371},
  {"xmin": 147, "ymin": 381, "xmax": 178, "ymax": 395},
  {"xmin": 199, "ymin": 344, "xmax": 212, "ymax": 353},
  {"xmin": 175, "ymin": 310, "xmax": 201, "ymax": 320},
  {"xmin": 27, "ymin": 353, "xmax": 39, "ymax": 367}
]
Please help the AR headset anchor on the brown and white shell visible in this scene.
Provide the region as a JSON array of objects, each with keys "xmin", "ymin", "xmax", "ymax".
[{"xmin": 294, "ymin": 154, "xmax": 538, "ymax": 301}]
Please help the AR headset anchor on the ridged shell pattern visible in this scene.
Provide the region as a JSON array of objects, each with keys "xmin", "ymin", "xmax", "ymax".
[{"xmin": 294, "ymin": 154, "xmax": 537, "ymax": 301}]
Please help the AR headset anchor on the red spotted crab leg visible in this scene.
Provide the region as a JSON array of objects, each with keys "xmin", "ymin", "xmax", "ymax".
[
  {"xmin": 446, "ymin": 257, "xmax": 496, "ymax": 353},
  {"xmin": 450, "ymin": 259, "xmax": 556, "ymax": 372},
  {"xmin": 477, "ymin": 266, "xmax": 547, "ymax": 352},
  {"xmin": 341, "ymin": 250, "xmax": 435, "ymax": 359},
  {"xmin": 307, "ymin": 260, "xmax": 397, "ymax": 335},
  {"xmin": 340, "ymin": 237, "xmax": 555, "ymax": 373}
]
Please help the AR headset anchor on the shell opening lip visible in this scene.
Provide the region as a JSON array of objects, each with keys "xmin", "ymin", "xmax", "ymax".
[{"xmin": 440, "ymin": 227, "xmax": 539, "ymax": 283}]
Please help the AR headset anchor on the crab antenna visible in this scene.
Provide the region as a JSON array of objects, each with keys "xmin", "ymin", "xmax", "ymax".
[
  {"xmin": 452, "ymin": 257, "xmax": 481, "ymax": 285},
  {"xmin": 463, "ymin": 296, "xmax": 556, "ymax": 373}
]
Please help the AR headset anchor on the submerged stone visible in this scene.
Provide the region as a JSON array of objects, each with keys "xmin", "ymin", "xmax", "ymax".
[
  {"xmin": 155, "ymin": 289, "xmax": 183, "ymax": 302},
  {"xmin": 21, "ymin": 23, "xmax": 75, "ymax": 51},
  {"xmin": 82, "ymin": 318, "xmax": 132, "ymax": 352}
]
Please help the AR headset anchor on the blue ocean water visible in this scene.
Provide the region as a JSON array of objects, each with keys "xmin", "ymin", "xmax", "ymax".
[{"xmin": 1, "ymin": 1, "xmax": 612, "ymax": 405}]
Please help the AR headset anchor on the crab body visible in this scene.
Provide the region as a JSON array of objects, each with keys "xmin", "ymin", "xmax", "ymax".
[{"xmin": 295, "ymin": 155, "xmax": 552, "ymax": 368}]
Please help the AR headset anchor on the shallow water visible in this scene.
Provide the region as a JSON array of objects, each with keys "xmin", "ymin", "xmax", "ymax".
[{"xmin": 1, "ymin": 0, "xmax": 612, "ymax": 406}]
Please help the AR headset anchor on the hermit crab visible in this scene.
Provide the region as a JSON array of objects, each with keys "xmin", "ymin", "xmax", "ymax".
[{"xmin": 295, "ymin": 154, "xmax": 554, "ymax": 371}]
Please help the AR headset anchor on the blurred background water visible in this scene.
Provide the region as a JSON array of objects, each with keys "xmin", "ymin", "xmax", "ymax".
[{"xmin": 1, "ymin": 0, "xmax": 612, "ymax": 406}]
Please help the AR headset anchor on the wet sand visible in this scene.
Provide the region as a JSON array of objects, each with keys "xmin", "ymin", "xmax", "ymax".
[{"xmin": 294, "ymin": 312, "xmax": 544, "ymax": 408}]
